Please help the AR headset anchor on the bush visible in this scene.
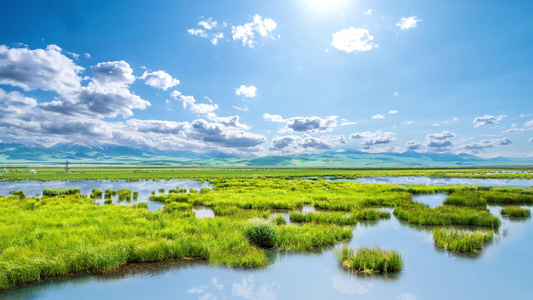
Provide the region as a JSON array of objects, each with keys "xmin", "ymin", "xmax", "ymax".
[{"xmin": 243, "ymin": 221, "xmax": 275, "ymax": 248}]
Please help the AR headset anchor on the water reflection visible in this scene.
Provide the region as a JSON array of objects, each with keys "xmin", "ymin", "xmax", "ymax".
[
  {"xmin": 353, "ymin": 176, "xmax": 533, "ymax": 187},
  {"xmin": 412, "ymin": 193, "xmax": 447, "ymax": 208},
  {"xmin": 0, "ymin": 179, "xmax": 212, "ymax": 212}
]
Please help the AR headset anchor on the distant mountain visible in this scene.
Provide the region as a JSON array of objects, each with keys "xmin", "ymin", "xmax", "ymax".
[{"xmin": 0, "ymin": 142, "xmax": 532, "ymax": 167}]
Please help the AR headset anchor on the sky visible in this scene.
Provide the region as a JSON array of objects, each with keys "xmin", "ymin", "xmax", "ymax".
[{"xmin": 0, "ymin": 0, "xmax": 532, "ymax": 158}]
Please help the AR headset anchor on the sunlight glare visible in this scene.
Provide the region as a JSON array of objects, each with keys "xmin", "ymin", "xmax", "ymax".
[{"xmin": 306, "ymin": 0, "xmax": 345, "ymax": 10}]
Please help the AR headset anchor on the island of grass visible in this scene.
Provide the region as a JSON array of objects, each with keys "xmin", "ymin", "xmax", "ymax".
[
  {"xmin": 339, "ymin": 246, "xmax": 403, "ymax": 274},
  {"xmin": 501, "ymin": 206, "xmax": 531, "ymax": 217},
  {"xmin": 433, "ymin": 228, "xmax": 494, "ymax": 253}
]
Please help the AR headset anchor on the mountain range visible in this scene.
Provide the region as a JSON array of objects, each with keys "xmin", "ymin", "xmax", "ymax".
[{"xmin": 0, "ymin": 142, "xmax": 532, "ymax": 167}]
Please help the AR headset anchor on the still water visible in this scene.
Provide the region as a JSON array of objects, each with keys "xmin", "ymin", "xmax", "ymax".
[
  {"xmin": 1, "ymin": 178, "xmax": 532, "ymax": 299},
  {"xmin": 354, "ymin": 176, "xmax": 533, "ymax": 187},
  {"xmin": 0, "ymin": 179, "xmax": 211, "ymax": 212}
]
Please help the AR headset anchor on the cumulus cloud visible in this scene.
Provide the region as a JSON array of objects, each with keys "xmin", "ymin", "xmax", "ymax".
[
  {"xmin": 350, "ymin": 130, "xmax": 395, "ymax": 148},
  {"xmin": 0, "ymin": 44, "xmax": 83, "ymax": 95},
  {"xmin": 426, "ymin": 131, "xmax": 456, "ymax": 140},
  {"xmin": 186, "ymin": 119, "xmax": 266, "ymax": 150},
  {"xmin": 371, "ymin": 114, "xmax": 385, "ymax": 119},
  {"xmin": 171, "ymin": 91, "xmax": 218, "ymax": 116},
  {"xmin": 406, "ymin": 140, "xmax": 421, "ymax": 150},
  {"xmin": 396, "ymin": 16, "xmax": 421, "ymax": 30},
  {"xmin": 334, "ymin": 135, "xmax": 347, "ymax": 144},
  {"xmin": 525, "ymin": 119, "xmax": 533, "ymax": 127},
  {"xmin": 232, "ymin": 14, "xmax": 277, "ymax": 48},
  {"xmin": 188, "ymin": 17, "xmax": 224, "ymax": 45},
  {"xmin": 458, "ymin": 138, "xmax": 512, "ymax": 151},
  {"xmin": 235, "ymin": 85, "xmax": 257, "ymax": 98},
  {"xmin": 269, "ymin": 134, "xmax": 332, "ymax": 152},
  {"xmin": 281, "ymin": 116, "xmax": 338, "ymax": 133},
  {"xmin": 332, "ymin": 27, "xmax": 376, "ymax": 53},
  {"xmin": 40, "ymin": 60, "xmax": 150, "ymax": 119},
  {"xmin": 140, "ymin": 70, "xmax": 180, "ymax": 90},
  {"xmin": 473, "ymin": 115, "xmax": 507, "ymax": 128},
  {"xmin": 364, "ymin": 9, "xmax": 373, "ymax": 15},
  {"xmin": 388, "ymin": 110, "xmax": 399, "ymax": 114},
  {"xmin": 263, "ymin": 113, "xmax": 285, "ymax": 123}
]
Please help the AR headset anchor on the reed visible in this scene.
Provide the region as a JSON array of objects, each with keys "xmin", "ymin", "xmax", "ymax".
[
  {"xmin": 433, "ymin": 228, "xmax": 494, "ymax": 253},
  {"xmin": 501, "ymin": 206, "xmax": 531, "ymax": 217},
  {"xmin": 339, "ymin": 247, "xmax": 403, "ymax": 273}
]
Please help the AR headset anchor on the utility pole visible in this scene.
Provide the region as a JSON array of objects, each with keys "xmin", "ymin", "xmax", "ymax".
[{"xmin": 65, "ymin": 161, "xmax": 70, "ymax": 173}]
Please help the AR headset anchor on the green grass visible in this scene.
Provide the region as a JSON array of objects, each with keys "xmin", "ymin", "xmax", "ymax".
[
  {"xmin": 444, "ymin": 191, "xmax": 487, "ymax": 208},
  {"xmin": 243, "ymin": 221, "xmax": 275, "ymax": 248},
  {"xmin": 42, "ymin": 188, "xmax": 80, "ymax": 196},
  {"xmin": 501, "ymin": 206, "xmax": 531, "ymax": 217},
  {"xmin": 339, "ymin": 247, "xmax": 403, "ymax": 274},
  {"xmin": 433, "ymin": 228, "xmax": 494, "ymax": 253},
  {"xmin": 394, "ymin": 205, "xmax": 500, "ymax": 229}
]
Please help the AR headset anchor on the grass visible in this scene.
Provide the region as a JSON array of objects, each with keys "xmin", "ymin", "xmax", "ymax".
[
  {"xmin": 243, "ymin": 221, "xmax": 275, "ymax": 248},
  {"xmin": 501, "ymin": 206, "xmax": 531, "ymax": 217},
  {"xmin": 339, "ymin": 247, "xmax": 403, "ymax": 274},
  {"xmin": 394, "ymin": 205, "xmax": 500, "ymax": 229},
  {"xmin": 444, "ymin": 191, "xmax": 487, "ymax": 208},
  {"xmin": 42, "ymin": 188, "xmax": 80, "ymax": 196},
  {"xmin": 433, "ymin": 228, "xmax": 494, "ymax": 253}
]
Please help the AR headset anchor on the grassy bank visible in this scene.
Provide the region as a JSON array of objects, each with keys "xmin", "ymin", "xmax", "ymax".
[{"xmin": 433, "ymin": 228, "xmax": 494, "ymax": 253}]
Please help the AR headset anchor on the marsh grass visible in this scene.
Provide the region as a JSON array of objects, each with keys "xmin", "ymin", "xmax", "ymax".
[
  {"xmin": 339, "ymin": 247, "xmax": 403, "ymax": 274},
  {"xmin": 444, "ymin": 192, "xmax": 487, "ymax": 208},
  {"xmin": 42, "ymin": 188, "xmax": 81, "ymax": 196},
  {"xmin": 117, "ymin": 189, "xmax": 131, "ymax": 201},
  {"xmin": 243, "ymin": 221, "xmax": 275, "ymax": 248},
  {"xmin": 501, "ymin": 206, "xmax": 531, "ymax": 217},
  {"xmin": 433, "ymin": 228, "xmax": 494, "ymax": 253},
  {"xmin": 394, "ymin": 205, "xmax": 500, "ymax": 229}
]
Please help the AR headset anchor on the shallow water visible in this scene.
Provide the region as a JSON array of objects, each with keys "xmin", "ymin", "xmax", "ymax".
[
  {"xmin": 412, "ymin": 193, "xmax": 448, "ymax": 208},
  {"xmin": 2, "ymin": 178, "xmax": 533, "ymax": 299},
  {"xmin": 0, "ymin": 179, "xmax": 211, "ymax": 212},
  {"xmin": 354, "ymin": 176, "xmax": 533, "ymax": 187},
  {"xmin": 2, "ymin": 209, "xmax": 532, "ymax": 300}
]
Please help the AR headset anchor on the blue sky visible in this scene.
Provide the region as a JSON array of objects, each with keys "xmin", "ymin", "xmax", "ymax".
[{"xmin": 0, "ymin": 0, "xmax": 532, "ymax": 157}]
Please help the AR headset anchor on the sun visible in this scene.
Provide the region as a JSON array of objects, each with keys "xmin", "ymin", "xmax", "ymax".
[{"xmin": 306, "ymin": 0, "xmax": 345, "ymax": 10}]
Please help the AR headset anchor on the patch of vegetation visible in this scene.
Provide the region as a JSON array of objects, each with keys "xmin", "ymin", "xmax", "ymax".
[
  {"xmin": 243, "ymin": 221, "xmax": 275, "ymax": 248},
  {"xmin": 501, "ymin": 206, "xmax": 531, "ymax": 217},
  {"xmin": 339, "ymin": 246, "xmax": 403, "ymax": 274},
  {"xmin": 42, "ymin": 188, "xmax": 80, "ymax": 196},
  {"xmin": 433, "ymin": 228, "xmax": 494, "ymax": 253},
  {"xmin": 394, "ymin": 205, "xmax": 500, "ymax": 229}
]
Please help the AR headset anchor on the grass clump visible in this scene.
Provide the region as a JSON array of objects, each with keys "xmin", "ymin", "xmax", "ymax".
[
  {"xmin": 352, "ymin": 209, "xmax": 391, "ymax": 220},
  {"xmin": 290, "ymin": 212, "xmax": 359, "ymax": 225},
  {"xmin": 42, "ymin": 188, "xmax": 81, "ymax": 196},
  {"xmin": 90, "ymin": 188, "xmax": 103, "ymax": 199},
  {"xmin": 9, "ymin": 190, "xmax": 25, "ymax": 199},
  {"xmin": 444, "ymin": 192, "xmax": 487, "ymax": 208},
  {"xmin": 394, "ymin": 205, "xmax": 500, "ymax": 229},
  {"xmin": 501, "ymin": 206, "xmax": 531, "ymax": 217},
  {"xmin": 339, "ymin": 246, "xmax": 403, "ymax": 274},
  {"xmin": 433, "ymin": 228, "xmax": 494, "ymax": 253},
  {"xmin": 272, "ymin": 215, "xmax": 287, "ymax": 225},
  {"xmin": 117, "ymin": 189, "xmax": 131, "ymax": 201},
  {"xmin": 243, "ymin": 221, "xmax": 275, "ymax": 248},
  {"xmin": 133, "ymin": 191, "xmax": 139, "ymax": 200}
]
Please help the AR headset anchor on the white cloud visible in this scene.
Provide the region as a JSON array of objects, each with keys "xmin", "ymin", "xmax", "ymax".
[
  {"xmin": 269, "ymin": 134, "xmax": 332, "ymax": 152},
  {"xmin": 349, "ymin": 130, "xmax": 395, "ymax": 147},
  {"xmin": 426, "ymin": 131, "xmax": 456, "ymax": 140},
  {"xmin": 525, "ymin": 119, "xmax": 533, "ymax": 127},
  {"xmin": 331, "ymin": 27, "xmax": 376, "ymax": 53},
  {"xmin": 140, "ymin": 70, "xmax": 180, "ymax": 90},
  {"xmin": 187, "ymin": 28, "xmax": 208, "ymax": 38},
  {"xmin": 406, "ymin": 140, "xmax": 421, "ymax": 150},
  {"xmin": 473, "ymin": 115, "xmax": 507, "ymax": 128},
  {"xmin": 281, "ymin": 116, "xmax": 338, "ymax": 133},
  {"xmin": 371, "ymin": 114, "xmax": 385, "ymax": 119},
  {"xmin": 401, "ymin": 120, "xmax": 413, "ymax": 126},
  {"xmin": 530, "ymin": 137, "xmax": 533, "ymax": 142},
  {"xmin": 393, "ymin": 92, "xmax": 399, "ymax": 97},
  {"xmin": 388, "ymin": 110, "xmax": 399, "ymax": 114},
  {"xmin": 458, "ymin": 138, "xmax": 512, "ymax": 151},
  {"xmin": 340, "ymin": 119, "xmax": 358, "ymax": 126},
  {"xmin": 198, "ymin": 17, "xmax": 217, "ymax": 30},
  {"xmin": 364, "ymin": 9, "xmax": 373, "ymax": 15},
  {"xmin": 263, "ymin": 113, "xmax": 285, "ymax": 123},
  {"xmin": 0, "ymin": 44, "xmax": 84, "ymax": 95},
  {"xmin": 235, "ymin": 85, "xmax": 257, "ymax": 98},
  {"xmin": 233, "ymin": 105, "xmax": 249, "ymax": 112},
  {"xmin": 171, "ymin": 91, "xmax": 218, "ymax": 116},
  {"xmin": 396, "ymin": 16, "xmax": 421, "ymax": 30},
  {"xmin": 211, "ymin": 32, "xmax": 224, "ymax": 45},
  {"xmin": 232, "ymin": 14, "xmax": 277, "ymax": 48}
]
